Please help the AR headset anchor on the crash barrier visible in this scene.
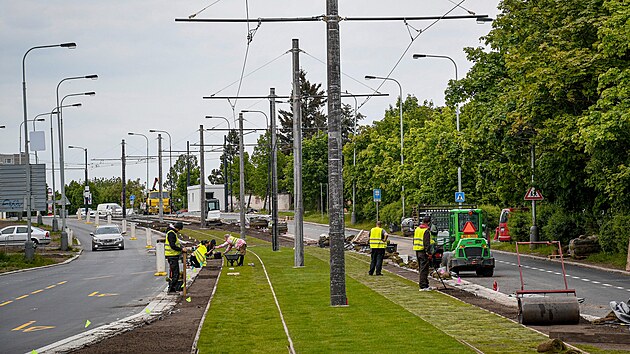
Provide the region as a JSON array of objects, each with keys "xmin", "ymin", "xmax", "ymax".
[
  {"xmin": 107, "ymin": 214, "xmax": 112, "ymax": 224},
  {"xmin": 145, "ymin": 227, "xmax": 153, "ymax": 248},
  {"xmin": 154, "ymin": 240, "xmax": 166, "ymax": 276}
]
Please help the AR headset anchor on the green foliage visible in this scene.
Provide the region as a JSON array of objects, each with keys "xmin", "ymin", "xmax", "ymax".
[
  {"xmin": 481, "ymin": 205, "xmax": 501, "ymax": 237},
  {"xmin": 379, "ymin": 201, "xmax": 401, "ymax": 228},
  {"xmin": 598, "ymin": 213, "xmax": 630, "ymax": 254},
  {"xmin": 506, "ymin": 211, "xmax": 530, "ymax": 242},
  {"xmin": 540, "ymin": 208, "xmax": 586, "ymax": 245},
  {"xmin": 64, "ymin": 177, "xmax": 143, "ymax": 214}
]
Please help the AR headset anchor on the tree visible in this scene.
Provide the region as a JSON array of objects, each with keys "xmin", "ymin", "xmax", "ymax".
[{"xmin": 168, "ymin": 154, "xmax": 200, "ymax": 210}]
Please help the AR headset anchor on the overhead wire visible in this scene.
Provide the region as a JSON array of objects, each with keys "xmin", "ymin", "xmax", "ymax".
[
  {"xmin": 188, "ymin": 0, "xmax": 225, "ymax": 19},
  {"xmin": 357, "ymin": 0, "xmax": 468, "ymax": 111}
]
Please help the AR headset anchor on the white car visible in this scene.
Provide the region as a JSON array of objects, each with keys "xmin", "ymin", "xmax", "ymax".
[
  {"xmin": 0, "ymin": 225, "xmax": 51, "ymax": 246},
  {"xmin": 91, "ymin": 225, "xmax": 124, "ymax": 251}
]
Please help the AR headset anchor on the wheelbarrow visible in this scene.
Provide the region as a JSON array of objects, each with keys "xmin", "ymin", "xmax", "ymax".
[
  {"xmin": 224, "ymin": 253, "xmax": 241, "ymax": 267},
  {"xmin": 515, "ymin": 241, "xmax": 580, "ymax": 325}
]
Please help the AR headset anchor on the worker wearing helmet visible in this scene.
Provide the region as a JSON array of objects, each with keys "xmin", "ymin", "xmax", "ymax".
[
  {"xmin": 415, "ymin": 216, "xmax": 436, "ymax": 291},
  {"xmin": 165, "ymin": 221, "xmax": 187, "ymax": 293},
  {"xmin": 368, "ymin": 221, "xmax": 389, "ymax": 276}
]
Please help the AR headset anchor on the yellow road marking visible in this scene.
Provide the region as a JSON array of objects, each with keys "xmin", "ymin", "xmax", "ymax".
[
  {"xmin": 45, "ymin": 285, "xmax": 56, "ymax": 289},
  {"xmin": 30, "ymin": 289, "xmax": 43, "ymax": 294},
  {"xmin": 16, "ymin": 294, "xmax": 29, "ymax": 300},
  {"xmin": 23, "ymin": 325, "xmax": 55, "ymax": 332},
  {"xmin": 0, "ymin": 300, "xmax": 13, "ymax": 307},
  {"xmin": 57, "ymin": 281, "xmax": 67, "ymax": 285},
  {"xmin": 88, "ymin": 291, "xmax": 99, "ymax": 297},
  {"xmin": 84, "ymin": 275, "xmax": 113, "ymax": 280},
  {"xmin": 88, "ymin": 291, "xmax": 118, "ymax": 297},
  {"xmin": 12, "ymin": 321, "xmax": 35, "ymax": 331}
]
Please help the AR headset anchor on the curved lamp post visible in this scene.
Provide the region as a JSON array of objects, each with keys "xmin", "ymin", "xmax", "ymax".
[
  {"xmin": 241, "ymin": 110, "xmax": 271, "ymax": 212},
  {"xmin": 149, "ymin": 129, "xmax": 173, "ymax": 209},
  {"xmin": 365, "ymin": 75, "xmax": 405, "ymax": 220},
  {"xmin": 412, "ymin": 54, "xmax": 462, "ymax": 201},
  {"xmin": 21, "ymin": 42, "xmax": 75, "ymax": 250},
  {"xmin": 206, "ymin": 115, "xmax": 232, "ymax": 213},
  {"xmin": 58, "ymin": 91, "xmax": 95, "ymax": 249}
]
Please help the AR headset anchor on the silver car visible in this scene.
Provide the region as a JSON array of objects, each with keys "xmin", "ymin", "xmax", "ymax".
[
  {"xmin": 91, "ymin": 225, "xmax": 124, "ymax": 251},
  {"xmin": 0, "ymin": 225, "xmax": 51, "ymax": 246}
]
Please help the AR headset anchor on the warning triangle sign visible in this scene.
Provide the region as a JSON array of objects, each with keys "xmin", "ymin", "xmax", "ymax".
[
  {"xmin": 524, "ymin": 187, "xmax": 544, "ymax": 201},
  {"xmin": 462, "ymin": 221, "xmax": 477, "ymax": 234}
]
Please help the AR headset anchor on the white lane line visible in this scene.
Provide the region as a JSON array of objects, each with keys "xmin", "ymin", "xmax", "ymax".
[
  {"xmin": 602, "ymin": 284, "xmax": 612, "ymax": 287},
  {"xmin": 591, "ymin": 281, "xmax": 600, "ymax": 284},
  {"xmin": 582, "ymin": 278, "xmax": 591, "ymax": 282}
]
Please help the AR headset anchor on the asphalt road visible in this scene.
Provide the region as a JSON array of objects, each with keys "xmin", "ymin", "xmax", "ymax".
[
  {"xmin": 0, "ymin": 218, "xmax": 165, "ymax": 354},
  {"xmin": 290, "ymin": 220, "xmax": 630, "ymax": 318}
]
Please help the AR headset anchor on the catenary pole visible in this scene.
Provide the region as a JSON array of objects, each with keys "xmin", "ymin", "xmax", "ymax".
[
  {"xmin": 292, "ymin": 38, "xmax": 304, "ymax": 267},
  {"xmin": 199, "ymin": 125, "xmax": 206, "ymax": 228},
  {"xmin": 158, "ymin": 134, "xmax": 164, "ymax": 223},
  {"xmin": 327, "ymin": 0, "xmax": 347, "ymax": 306},
  {"xmin": 238, "ymin": 113, "xmax": 246, "ymax": 239},
  {"xmin": 270, "ymin": 88, "xmax": 279, "ymax": 251}
]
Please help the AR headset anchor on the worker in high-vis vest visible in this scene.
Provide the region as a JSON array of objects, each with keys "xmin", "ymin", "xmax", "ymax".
[
  {"xmin": 213, "ymin": 234, "xmax": 247, "ymax": 266},
  {"xmin": 165, "ymin": 221, "xmax": 188, "ymax": 293},
  {"xmin": 368, "ymin": 221, "xmax": 389, "ymax": 276},
  {"xmin": 414, "ymin": 216, "xmax": 436, "ymax": 291},
  {"xmin": 190, "ymin": 239, "xmax": 210, "ymax": 268}
]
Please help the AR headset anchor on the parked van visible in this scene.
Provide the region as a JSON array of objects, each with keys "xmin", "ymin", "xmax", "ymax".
[{"xmin": 96, "ymin": 203, "xmax": 123, "ymax": 217}]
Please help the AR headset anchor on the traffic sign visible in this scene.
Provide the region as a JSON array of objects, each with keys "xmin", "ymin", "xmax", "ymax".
[
  {"xmin": 524, "ymin": 187, "xmax": 544, "ymax": 201},
  {"xmin": 130, "ymin": 195, "xmax": 135, "ymax": 202},
  {"xmin": 455, "ymin": 192, "xmax": 465, "ymax": 203},
  {"xmin": 373, "ymin": 188, "xmax": 381, "ymax": 202}
]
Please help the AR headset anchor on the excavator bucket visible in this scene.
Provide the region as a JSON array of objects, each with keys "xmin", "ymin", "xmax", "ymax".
[{"xmin": 518, "ymin": 295, "xmax": 580, "ymax": 325}]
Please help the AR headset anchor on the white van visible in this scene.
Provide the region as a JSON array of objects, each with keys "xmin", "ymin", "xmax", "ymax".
[{"xmin": 96, "ymin": 203, "xmax": 123, "ymax": 217}]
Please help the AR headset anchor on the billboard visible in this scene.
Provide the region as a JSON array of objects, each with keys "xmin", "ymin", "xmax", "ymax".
[{"xmin": 0, "ymin": 164, "xmax": 47, "ymax": 212}]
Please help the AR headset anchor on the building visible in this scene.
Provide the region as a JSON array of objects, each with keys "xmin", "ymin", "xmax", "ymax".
[{"xmin": 187, "ymin": 184, "xmax": 291, "ymax": 213}]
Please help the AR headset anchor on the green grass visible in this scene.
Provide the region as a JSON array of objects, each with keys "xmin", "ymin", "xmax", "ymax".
[
  {"xmin": 585, "ymin": 252, "xmax": 627, "ymax": 270},
  {"xmin": 0, "ymin": 251, "xmax": 58, "ymax": 273},
  {"xmin": 301, "ymin": 211, "xmax": 379, "ymax": 232},
  {"xmin": 193, "ymin": 231, "xmax": 557, "ymax": 353}
]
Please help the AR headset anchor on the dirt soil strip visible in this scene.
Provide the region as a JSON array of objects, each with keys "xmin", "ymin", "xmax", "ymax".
[{"xmin": 68, "ymin": 259, "xmax": 221, "ymax": 354}]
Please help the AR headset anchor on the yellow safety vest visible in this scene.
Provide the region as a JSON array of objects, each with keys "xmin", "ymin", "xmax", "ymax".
[
  {"xmin": 369, "ymin": 227, "xmax": 386, "ymax": 249},
  {"xmin": 164, "ymin": 229, "xmax": 182, "ymax": 257},
  {"xmin": 413, "ymin": 226, "xmax": 435, "ymax": 251},
  {"xmin": 193, "ymin": 244, "xmax": 208, "ymax": 266},
  {"xmin": 227, "ymin": 236, "xmax": 239, "ymax": 246}
]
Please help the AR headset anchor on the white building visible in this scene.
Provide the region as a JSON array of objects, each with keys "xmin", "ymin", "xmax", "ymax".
[{"xmin": 187, "ymin": 184, "xmax": 291, "ymax": 213}]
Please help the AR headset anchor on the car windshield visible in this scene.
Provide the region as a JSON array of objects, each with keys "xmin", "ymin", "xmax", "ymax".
[{"xmin": 95, "ymin": 227, "xmax": 120, "ymax": 235}]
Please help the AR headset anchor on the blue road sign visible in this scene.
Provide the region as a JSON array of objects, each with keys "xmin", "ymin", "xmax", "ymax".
[
  {"xmin": 373, "ymin": 188, "xmax": 382, "ymax": 202},
  {"xmin": 130, "ymin": 195, "xmax": 135, "ymax": 202},
  {"xmin": 455, "ymin": 192, "xmax": 465, "ymax": 203}
]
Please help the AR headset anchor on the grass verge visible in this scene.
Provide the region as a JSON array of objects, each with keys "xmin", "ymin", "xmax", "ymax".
[
  {"xmin": 192, "ymin": 230, "xmax": 561, "ymax": 353},
  {"xmin": 0, "ymin": 251, "xmax": 58, "ymax": 273}
]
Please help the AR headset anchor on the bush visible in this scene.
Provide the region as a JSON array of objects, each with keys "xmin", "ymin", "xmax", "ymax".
[
  {"xmin": 507, "ymin": 211, "xmax": 530, "ymax": 242},
  {"xmin": 480, "ymin": 205, "xmax": 501, "ymax": 237},
  {"xmin": 379, "ymin": 202, "xmax": 402, "ymax": 229},
  {"xmin": 598, "ymin": 213, "xmax": 630, "ymax": 254},
  {"xmin": 541, "ymin": 208, "xmax": 585, "ymax": 245}
]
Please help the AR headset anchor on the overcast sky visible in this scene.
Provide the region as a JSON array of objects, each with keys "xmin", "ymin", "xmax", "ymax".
[{"xmin": 0, "ymin": 0, "xmax": 500, "ymax": 191}]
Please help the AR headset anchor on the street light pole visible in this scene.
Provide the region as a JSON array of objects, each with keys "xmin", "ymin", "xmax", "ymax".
[
  {"xmin": 128, "ymin": 132, "xmax": 150, "ymax": 210},
  {"xmin": 365, "ymin": 75, "xmax": 405, "ymax": 219},
  {"xmin": 58, "ymin": 91, "xmax": 95, "ymax": 250},
  {"xmin": 68, "ymin": 145, "xmax": 88, "ymax": 218},
  {"xmin": 149, "ymin": 129, "xmax": 173, "ymax": 211},
  {"xmin": 241, "ymin": 110, "xmax": 271, "ymax": 212},
  {"xmin": 206, "ymin": 116, "xmax": 231, "ymax": 213},
  {"xmin": 413, "ymin": 54, "xmax": 462, "ymax": 200},
  {"xmin": 19, "ymin": 117, "xmax": 46, "ymax": 164},
  {"xmin": 49, "ymin": 103, "xmax": 81, "ymax": 231}
]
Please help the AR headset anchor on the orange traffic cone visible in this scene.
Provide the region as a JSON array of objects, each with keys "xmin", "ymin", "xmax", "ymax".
[{"xmin": 493, "ymin": 280, "xmax": 499, "ymax": 291}]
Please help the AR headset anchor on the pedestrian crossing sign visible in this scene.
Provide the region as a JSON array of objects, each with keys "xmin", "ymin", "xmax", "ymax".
[
  {"xmin": 455, "ymin": 192, "xmax": 465, "ymax": 203},
  {"xmin": 524, "ymin": 187, "xmax": 544, "ymax": 201}
]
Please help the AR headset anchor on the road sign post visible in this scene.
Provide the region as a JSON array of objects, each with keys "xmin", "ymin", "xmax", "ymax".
[
  {"xmin": 524, "ymin": 187, "xmax": 544, "ymax": 247},
  {"xmin": 373, "ymin": 188, "xmax": 381, "ymax": 222}
]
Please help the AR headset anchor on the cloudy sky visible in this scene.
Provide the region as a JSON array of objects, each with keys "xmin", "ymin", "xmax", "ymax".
[{"xmin": 0, "ymin": 0, "xmax": 500, "ymax": 191}]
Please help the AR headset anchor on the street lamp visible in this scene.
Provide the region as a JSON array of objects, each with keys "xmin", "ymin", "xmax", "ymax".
[
  {"xmin": 49, "ymin": 103, "xmax": 81, "ymax": 230},
  {"xmin": 148, "ymin": 129, "xmax": 173, "ymax": 210},
  {"xmin": 128, "ymin": 132, "xmax": 150, "ymax": 203},
  {"xmin": 21, "ymin": 42, "xmax": 75, "ymax": 248},
  {"xmin": 412, "ymin": 54, "xmax": 462, "ymax": 200},
  {"xmin": 206, "ymin": 115, "xmax": 231, "ymax": 212},
  {"xmin": 68, "ymin": 145, "xmax": 88, "ymax": 218},
  {"xmin": 365, "ymin": 75, "xmax": 405, "ymax": 220},
  {"xmin": 58, "ymin": 91, "xmax": 95, "ymax": 248},
  {"xmin": 241, "ymin": 110, "xmax": 271, "ymax": 212}
]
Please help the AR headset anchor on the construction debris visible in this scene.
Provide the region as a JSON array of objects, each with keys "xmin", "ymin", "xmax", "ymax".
[
  {"xmin": 568, "ymin": 235, "xmax": 601, "ymax": 259},
  {"xmin": 536, "ymin": 338, "xmax": 566, "ymax": 353}
]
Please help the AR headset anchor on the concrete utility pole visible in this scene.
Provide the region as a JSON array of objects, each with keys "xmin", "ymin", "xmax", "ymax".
[
  {"xmin": 530, "ymin": 144, "xmax": 538, "ymax": 249},
  {"xmin": 158, "ymin": 134, "xmax": 164, "ymax": 223},
  {"xmin": 122, "ymin": 140, "xmax": 126, "ymax": 219},
  {"xmin": 223, "ymin": 136, "xmax": 229, "ymax": 213},
  {"xmin": 270, "ymin": 88, "xmax": 279, "ymax": 251},
  {"xmin": 186, "ymin": 140, "xmax": 190, "ymax": 208},
  {"xmin": 238, "ymin": 113, "xmax": 246, "ymax": 239},
  {"xmin": 327, "ymin": 0, "xmax": 347, "ymax": 306},
  {"xmin": 199, "ymin": 125, "xmax": 206, "ymax": 228},
  {"xmin": 292, "ymin": 38, "xmax": 304, "ymax": 267}
]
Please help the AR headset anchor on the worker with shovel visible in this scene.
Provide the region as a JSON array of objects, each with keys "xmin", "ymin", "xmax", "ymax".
[{"xmin": 415, "ymin": 216, "xmax": 436, "ymax": 291}]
